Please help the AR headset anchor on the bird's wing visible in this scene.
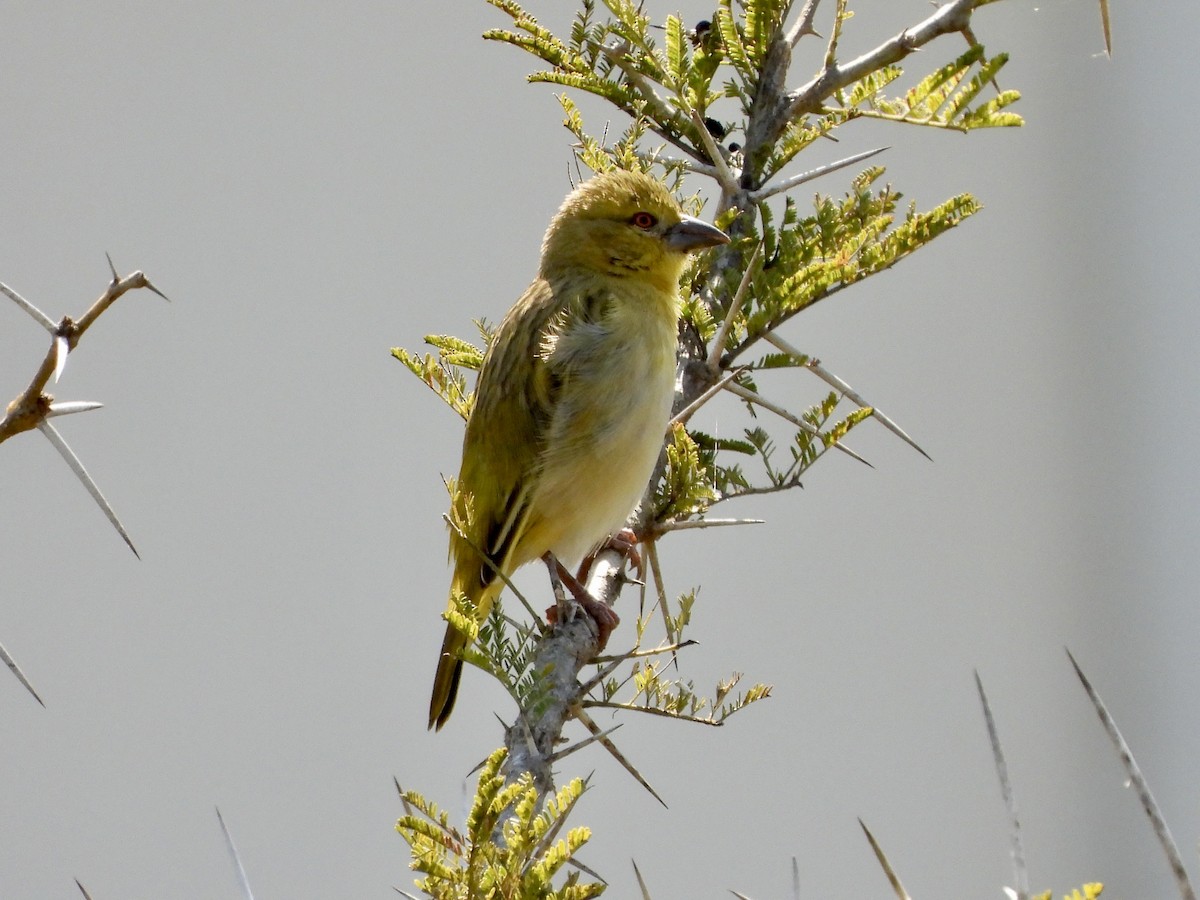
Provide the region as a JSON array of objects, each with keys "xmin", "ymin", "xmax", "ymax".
[{"xmin": 453, "ymin": 277, "xmax": 565, "ymax": 587}]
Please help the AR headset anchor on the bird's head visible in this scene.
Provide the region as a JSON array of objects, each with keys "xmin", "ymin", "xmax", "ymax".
[{"xmin": 540, "ymin": 170, "xmax": 729, "ymax": 292}]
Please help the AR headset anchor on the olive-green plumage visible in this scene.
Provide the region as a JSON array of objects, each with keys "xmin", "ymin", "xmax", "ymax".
[{"xmin": 428, "ymin": 170, "xmax": 728, "ymax": 730}]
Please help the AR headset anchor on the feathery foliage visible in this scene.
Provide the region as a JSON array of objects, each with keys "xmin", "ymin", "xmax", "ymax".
[
  {"xmin": 1033, "ymin": 886, "xmax": 1104, "ymax": 900},
  {"xmin": 397, "ymin": 749, "xmax": 602, "ymax": 899}
]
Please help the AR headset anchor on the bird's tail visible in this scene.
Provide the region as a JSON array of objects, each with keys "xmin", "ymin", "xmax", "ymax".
[
  {"xmin": 428, "ymin": 568, "xmax": 503, "ymax": 730},
  {"xmin": 428, "ymin": 621, "xmax": 467, "ymax": 731}
]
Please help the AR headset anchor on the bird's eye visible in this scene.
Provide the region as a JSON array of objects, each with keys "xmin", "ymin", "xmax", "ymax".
[{"xmin": 631, "ymin": 211, "xmax": 657, "ymax": 230}]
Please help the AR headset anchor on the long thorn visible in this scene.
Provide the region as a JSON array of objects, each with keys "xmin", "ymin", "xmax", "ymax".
[
  {"xmin": 632, "ymin": 860, "xmax": 653, "ymax": 900},
  {"xmin": 669, "ymin": 368, "xmax": 746, "ymax": 429},
  {"xmin": 53, "ymin": 334, "xmax": 70, "ymax": 383},
  {"xmin": 0, "ymin": 280, "xmax": 56, "ymax": 331},
  {"xmin": 762, "ymin": 331, "xmax": 930, "ymax": 459},
  {"xmin": 37, "ymin": 420, "xmax": 139, "ymax": 558},
  {"xmin": 859, "ymin": 819, "xmax": 911, "ymax": 900},
  {"xmin": 975, "ymin": 671, "xmax": 1028, "ymax": 900},
  {"xmin": 47, "ymin": 401, "xmax": 104, "ymax": 418},
  {"xmin": 216, "ymin": 807, "xmax": 256, "ymax": 900},
  {"xmin": 142, "ymin": 277, "xmax": 170, "ymax": 302},
  {"xmin": 688, "ymin": 109, "xmax": 739, "ymax": 194},
  {"xmin": 575, "ymin": 707, "xmax": 667, "ymax": 808},
  {"xmin": 722, "ymin": 380, "xmax": 872, "ymax": 467},
  {"xmin": 750, "ymin": 146, "xmax": 889, "ymax": 202},
  {"xmin": 708, "ymin": 244, "xmax": 764, "ymax": 372},
  {"xmin": 548, "ymin": 724, "xmax": 623, "ymax": 762},
  {"xmin": 0, "ymin": 635, "xmax": 45, "ymax": 706},
  {"xmin": 1067, "ymin": 649, "xmax": 1196, "ymax": 900}
]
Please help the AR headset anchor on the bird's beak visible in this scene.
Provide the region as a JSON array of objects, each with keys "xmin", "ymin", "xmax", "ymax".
[{"xmin": 664, "ymin": 215, "xmax": 730, "ymax": 252}]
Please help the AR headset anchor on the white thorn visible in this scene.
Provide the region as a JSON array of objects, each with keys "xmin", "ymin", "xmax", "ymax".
[
  {"xmin": 53, "ymin": 334, "xmax": 70, "ymax": 382},
  {"xmin": 36, "ymin": 419, "xmax": 139, "ymax": 558},
  {"xmin": 216, "ymin": 808, "xmax": 256, "ymax": 900},
  {"xmin": 750, "ymin": 146, "xmax": 890, "ymax": 202},
  {"xmin": 0, "ymin": 280, "xmax": 56, "ymax": 332},
  {"xmin": 47, "ymin": 401, "xmax": 104, "ymax": 418},
  {"xmin": 0, "ymin": 636, "xmax": 45, "ymax": 706}
]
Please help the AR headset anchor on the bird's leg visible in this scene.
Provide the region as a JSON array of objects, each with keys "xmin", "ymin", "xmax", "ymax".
[
  {"xmin": 544, "ymin": 551, "xmax": 570, "ymax": 610},
  {"xmin": 576, "ymin": 527, "xmax": 644, "ymax": 584},
  {"xmin": 542, "ymin": 552, "xmax": 621, "ymax": 650}
]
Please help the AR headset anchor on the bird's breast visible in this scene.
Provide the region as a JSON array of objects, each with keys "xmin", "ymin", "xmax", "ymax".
[{"xmin": 524, "ymin": 281, "xmax": 678, "ymax": 565}]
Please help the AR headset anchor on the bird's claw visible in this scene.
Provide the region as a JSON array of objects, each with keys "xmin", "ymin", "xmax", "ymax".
[
  {"xmin": 544, "ymin": 553, "xmax": 621, "ymax": 651},
  {"xmin": 578, "ymin": 527, "xmax": 644, "ymax": 583}
]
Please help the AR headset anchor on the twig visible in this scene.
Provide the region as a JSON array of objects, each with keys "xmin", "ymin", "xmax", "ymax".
[
  {"xmin": 715, "ymin": 479, "xmax": 803, "ymax": 502},
  {"xmin": 786, "ymin": 0, "xmax": 824, "ymax": 46},
  {"xmin": 2, "ymin": 264, "xmax": 167, "ymax": 556},
  {"xmin": 688, "ymin": 110, "xmax": 740, "ymax": 197},
  {"xmin": 591, "ymin": 638, "xmax": 698, "ymax": 666},
  {"xmin": 599, "ymin": 41, "xmax": 696, "ymax": 160},
  {"xmin": 581, "ymin": 699, "xmax": 724, "ymax": 726},
  {"xmin": 633, "ymin": 149, "xmax": 721, "ymax": 179},
  {"xmin": 654, "ymin": 517, "xmax": 765, "ymax": 532},
  {"xmin": 788, "ymin": 0, "xmax": 988, "ymax": 121}
]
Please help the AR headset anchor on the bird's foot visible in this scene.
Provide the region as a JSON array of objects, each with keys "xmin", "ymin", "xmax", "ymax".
[
  {"xmin": 577, "ymin": 528, "xmax": 644, "ymax": 584},
  {"xmin": 543, "ymin": 553, "xmax": 620, "ymax": 650}
]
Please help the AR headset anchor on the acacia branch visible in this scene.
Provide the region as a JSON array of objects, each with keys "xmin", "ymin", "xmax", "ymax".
[
  {"xmin": 734, "ymin": 0, "xmax": 994, "ymax": 197},
  {"xmin": 1, "ymin": 263, "xmax": 167, "ymax": 557},
  {"xmin": 501, "ymin": 552, "xmax": 629, "ymax": 796},
  {"xmin": 788, "ymin": 0, "xmax": 987, "ymax": 119},
  {"xmin": 1, "ymin": 265, "xmax": 167, "ymax": 444}
]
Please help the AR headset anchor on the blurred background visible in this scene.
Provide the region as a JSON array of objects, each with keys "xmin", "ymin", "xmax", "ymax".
[{"xmin": 3, "ymin": 2, "xmax": 1196, "ymax": 897}]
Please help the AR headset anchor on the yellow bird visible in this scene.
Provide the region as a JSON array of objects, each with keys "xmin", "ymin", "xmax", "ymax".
[{"xmin": 429, "ymin": 170, "xmax": 729, "ymax": 730}]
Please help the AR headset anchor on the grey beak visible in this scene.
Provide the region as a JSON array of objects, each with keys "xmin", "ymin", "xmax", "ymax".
[{"xmin": 664, "ymin": 215, "xmax": 730, "ymax": 252}]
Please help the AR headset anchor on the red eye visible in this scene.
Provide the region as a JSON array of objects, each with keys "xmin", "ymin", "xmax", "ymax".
[{"xmin": 631, "ymin": 211, "xmax": 657, "ymax": 229}]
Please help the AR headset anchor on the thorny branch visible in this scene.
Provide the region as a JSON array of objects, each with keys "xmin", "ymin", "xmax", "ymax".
[
  {"xmin": 493, "ymin": 0, "xmax": 1008, "ymax": 799},
  {"xmin": 2, "ymin": 264, "xmax": 168, "ymax": 552},
  {"xmin": 1, "ymin": 261, "xmax": 166, "ymax": 446},
  {"xmin": 1, "ymin": 261, "xmax": 165, "ymax": 703}
]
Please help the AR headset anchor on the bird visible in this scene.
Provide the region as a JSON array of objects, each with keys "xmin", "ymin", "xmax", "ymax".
[{"xmin": 428, "ymin": 169, "xmax": 729, "ymax": 730}]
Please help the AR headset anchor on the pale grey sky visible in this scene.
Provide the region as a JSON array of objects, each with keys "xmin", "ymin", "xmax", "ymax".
[{"xmin": 4, "ymin": 2, "xmax": 1197, "ymax": 898}]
